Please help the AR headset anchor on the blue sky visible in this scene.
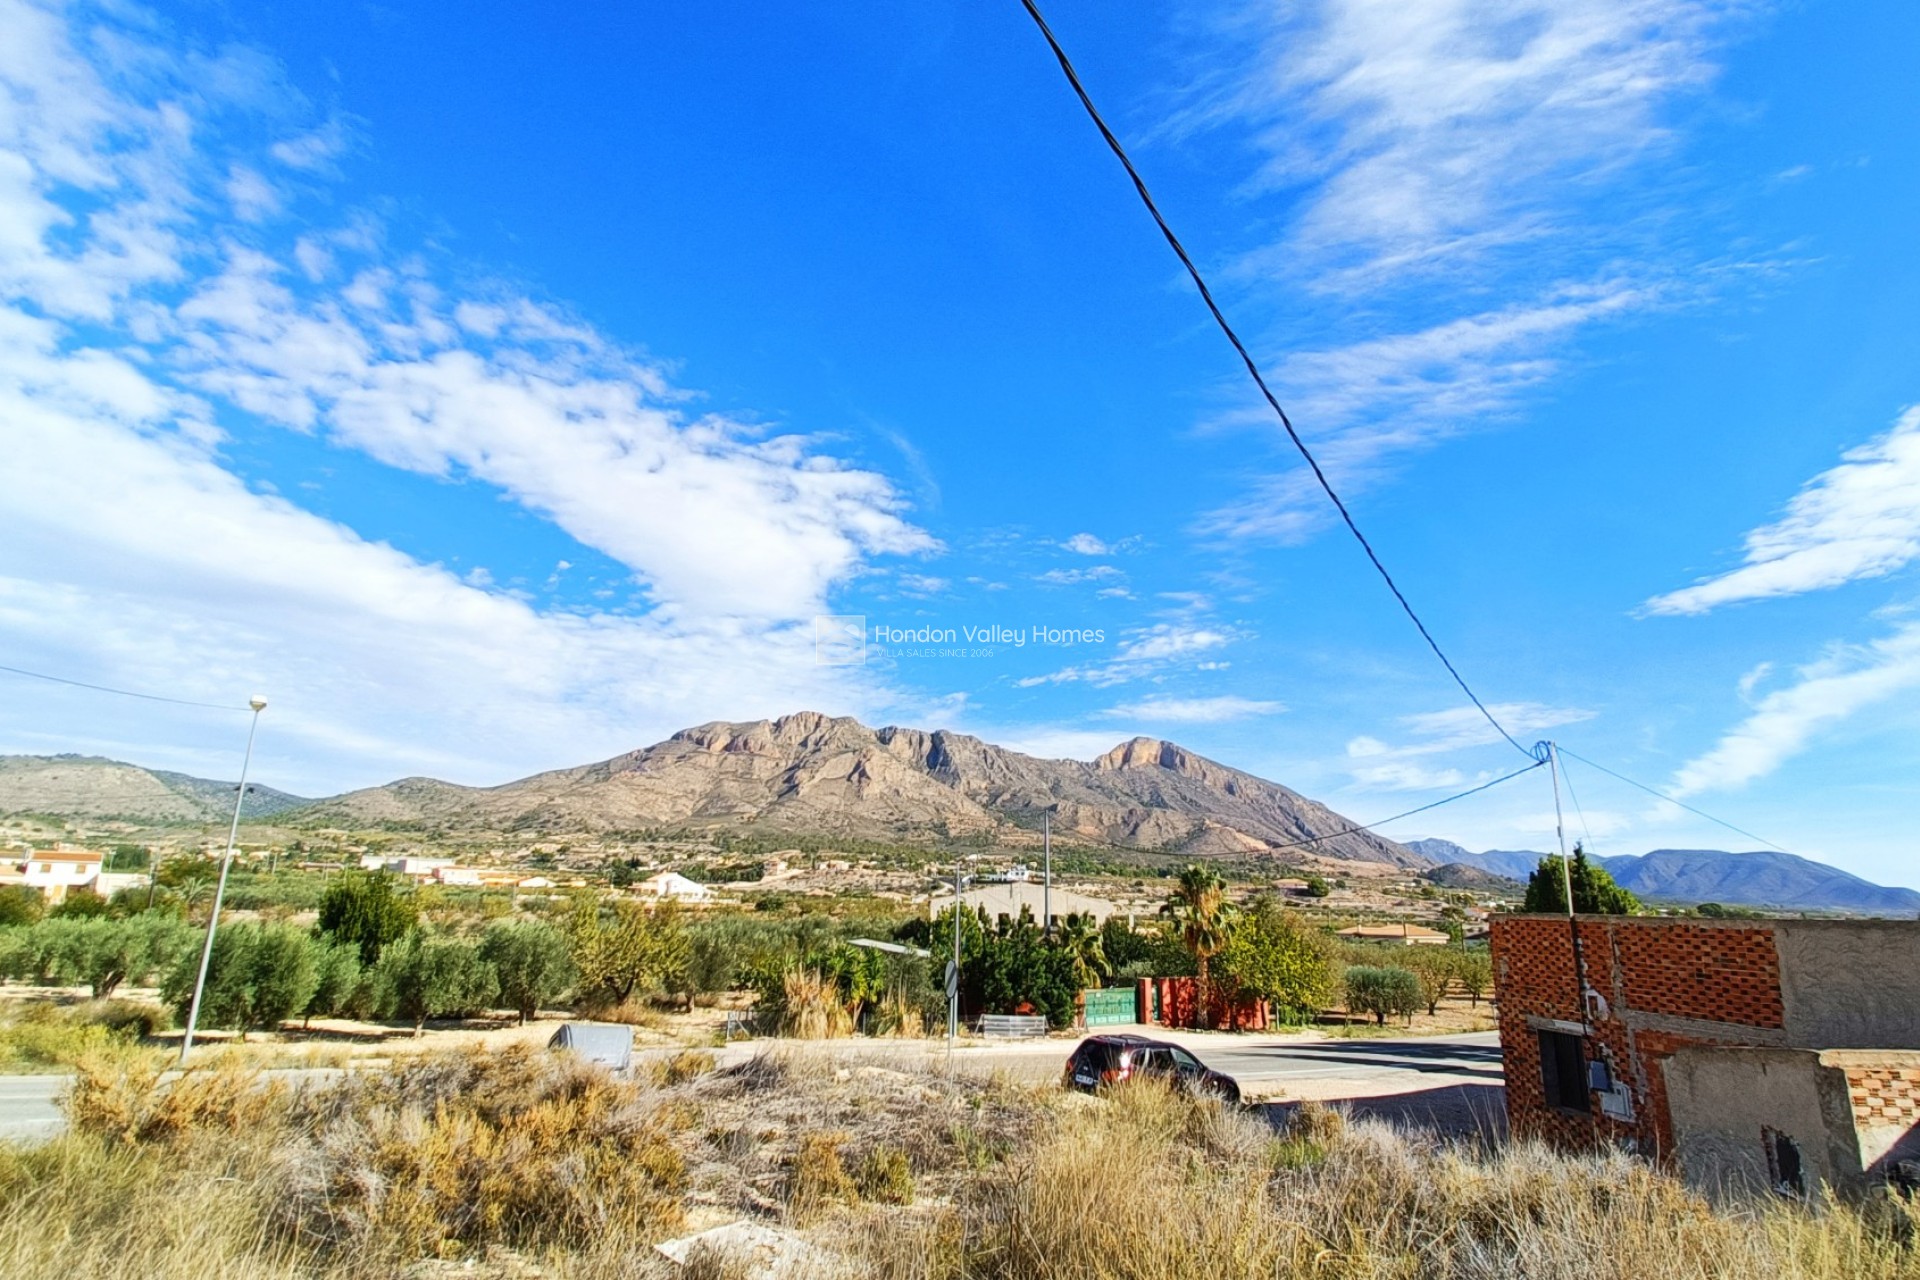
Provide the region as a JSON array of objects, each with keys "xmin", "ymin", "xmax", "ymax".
[{"xmin": 3, "ymin": 1, "xmax": 1918, "ymax": 886}]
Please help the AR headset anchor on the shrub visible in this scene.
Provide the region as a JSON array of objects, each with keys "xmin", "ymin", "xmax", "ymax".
[
  {"xmin": 787, "ymin": 1131, "xmax": 855, "ymax": 1222},
  {"xmin": 1343, "ymin": 965, "xmax": 1421, "ymax": 1026},
  {"xmin": 856, "ymin": 1145, "xmax": 914, "ymax": 1205},
  {"xmin": 775, "ymin": 968, "xmax": 853, "ymax": 1039},
  {"xmin": 73, "ymin": 998, "xmax": 172, "ymax": 1039},
  {"xmin": 0, "ymin": 884, "xmax": 45, "ymax": 926}
]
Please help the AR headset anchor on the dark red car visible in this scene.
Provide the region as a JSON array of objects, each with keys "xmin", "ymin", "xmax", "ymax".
[{"xmin": 1063, "ymin": 1033, "xmax": 1242, "ymax": 1104}]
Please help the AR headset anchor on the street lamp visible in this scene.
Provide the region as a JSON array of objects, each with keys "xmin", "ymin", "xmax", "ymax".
[{"xmin": 179, "ymin": 695, "xmax": 268, "ymax": 1064}]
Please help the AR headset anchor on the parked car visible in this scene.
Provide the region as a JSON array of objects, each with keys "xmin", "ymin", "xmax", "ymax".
[{"xmin": 1063, "ymin": 1034, "xmax": 1242, "ymax": 1104}]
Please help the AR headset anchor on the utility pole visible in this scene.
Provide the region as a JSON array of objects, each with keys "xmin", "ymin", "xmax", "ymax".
[
  {"xmin": 179, "ymin": 696, "xmax": 267, "ymax": 1064},
  {"xmin": 1547, "ymin": 741, "xmax": 1575, "ymax": 918},
  {"xmin": 1042, "ymin": 808, "xmax": 1052, "ymax": 935},
  {"xmin": 947, "ymin": 862, "xmax": 963, "ymax": 1058}
]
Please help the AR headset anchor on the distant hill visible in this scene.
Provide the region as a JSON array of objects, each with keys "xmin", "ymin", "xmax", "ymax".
[
  {"xmin": 1426, "ymin": 861, "xmax": 1522, "ymax": 892},
  {"xmin": 0, "ymin": 755, "xmax": 312, "ymax": 823},
  {"xmin": 1, "ymin": 714, "xmax": 1423, "ymax": 865},
  {"xmin": 1428, "ymin": 841, "xmax": 1920, "ymax": 916}
]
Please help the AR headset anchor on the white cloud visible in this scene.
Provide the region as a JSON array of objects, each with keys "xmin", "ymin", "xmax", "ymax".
[
  {"xmin": 1645, "ymin": 406, "xmax": 1920, "ymax": 615},
  {"xmin": 1101, "ymin": 695, "xmax": 1284, "ymax": 723},
  {"xmin": 1061, "ymin": 532, "xmax": 1110, "ymax": 555},
  {"xmin": 1035, "ymin": 565, "xmax": 1123, "ymax": 586},
  {"xmin": 1340, "ymin": 701, "xmax": 1590, "ymax": 791},
  {"xmin": 0, "ymin": 0, "xmax": 930, "ymax": 788},
  {"xmin": 1189, "ymin": 0, "xmax": 1744, "ymax": 541},
  {"xmin": 1016, "ymin": 623, "xmax": 1235, "ymax": 688},
  {"xmin": 1671, "ymin": 622, "xmax": 1920, "ymax": 796},
  {"xmin": 1221, "ymin": 0, "xmax": 1731, "ymax": 286}
]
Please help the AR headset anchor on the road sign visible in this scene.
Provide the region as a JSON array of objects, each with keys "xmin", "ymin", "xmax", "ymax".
[{"xmin": 944, "ymin": 960, "xmax": 959, "ymax": 1001}]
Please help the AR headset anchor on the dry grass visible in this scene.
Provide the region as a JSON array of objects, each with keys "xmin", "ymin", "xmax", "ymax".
[
  {"xmin": 776, "ymin": 969, "xmax": 853, "ymax": 1040},
  {"xmin": 1, "ymin": 1047, "xmax": 1917, "ymax": 1279}
]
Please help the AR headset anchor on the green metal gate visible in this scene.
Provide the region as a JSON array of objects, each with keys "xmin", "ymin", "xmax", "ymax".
[{"xmin": 1082, "ymin": 986, "xmax": 1136, "ymax": 1027}]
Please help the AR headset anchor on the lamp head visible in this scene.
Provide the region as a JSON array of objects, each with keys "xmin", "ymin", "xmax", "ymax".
[{"xmin": 248, "ymin": 695, "xmax": 268, "ymax": 712}]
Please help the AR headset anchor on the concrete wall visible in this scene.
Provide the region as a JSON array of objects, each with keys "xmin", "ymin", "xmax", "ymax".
[
  {"xmin": 1664, "ymin": 1048, "xmax": 1864, "ymax": 1198},
  {"xmin": 1775, "ymin": 921, "xmax": 1920, "ymax": 1050}
]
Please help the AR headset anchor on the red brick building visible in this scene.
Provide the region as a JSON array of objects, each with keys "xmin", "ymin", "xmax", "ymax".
[{"xmin": 1491, "ymin": 914, "xmax": 1920, "ymax": 1196}]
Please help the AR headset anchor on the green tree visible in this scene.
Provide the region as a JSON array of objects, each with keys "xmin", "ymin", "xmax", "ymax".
[
  {"xmin": 1055, "ymin": 913, "xmax": 1111, "ymax": 988},
  {"xmin": 1162, "ymin": 864, "xmax": 1233, "ymax": 1028},
  {"xmin": 317, "ymin": 870, "xmax": 419, "ymax": 965},
  {"xmin": 1344, "ymin": 965, "xmax": 1421, "ymax": 1026},
  {"xmin": 304, "ymin": 940, "xmax": 363, "ymax": 1027},
  {"xmin": 0, "ymin": 885, "xmax": 44, "ymax": 926},
  {"xmin": 375, "ymin": 931, "xmax": 498, "ymax": 1034},
  {"xmin": 163, "ymin": 922, "xmax": 319, "ymax": 1037},
  {"xmin": 49, "ymin": 888, "xmax": 109, "ymax": 919},
  {"xmin": 1302, "ymin": 874, "xmax": 1331, "ymax": 899},
  {"xmin": 565, "ymin": 897, "xmax": 688, "ymax": 1006},
  {"xmin": 1456, "ymin": 949, "xmax": 1493, "ymax": 1006},
  {"xmin": 1402, "ymin": 948, "xmax": 1456, "ymax": 1017},
  {"xmin": 480, "ymin": 921, "xmax": 575, "ymax": 1024},
  {"xmin": 1214, "ymin": 899, "xmax": 1336, "ymax": 1024},
  {"xmin": 37, "ymin": 914, "xmax": 195, "ymax": 998},
  {"xmin": 1522, "ymin": 845, "xmax": 1640, "ymax": 915}
]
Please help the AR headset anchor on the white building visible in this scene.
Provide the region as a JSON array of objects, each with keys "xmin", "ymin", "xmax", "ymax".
[
  {"xmin": 633, "ymin": 871, "xmax": 716, "ymax": 902},
  {"xmin": 928, "ymin": 881, "xmax": 1119, "ymax": 926},
  {"xmin": 0, "ymin": 848, "xmax": 104, "ymax": 903}
]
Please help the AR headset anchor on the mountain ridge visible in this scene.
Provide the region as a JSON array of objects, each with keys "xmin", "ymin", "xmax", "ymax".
[{"xmin": 1, "ymin": 714, "xmax": 1424, "ymax": 865}]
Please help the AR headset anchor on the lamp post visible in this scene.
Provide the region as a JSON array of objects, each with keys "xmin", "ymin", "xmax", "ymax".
[{"xmin": 179, "ymin": 695, "xmax": 267, "ymax": 1064}]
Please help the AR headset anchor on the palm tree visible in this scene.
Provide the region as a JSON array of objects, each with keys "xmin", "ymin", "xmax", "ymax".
[
  {"xmin": 1162, "ymin": 864, "xmax": 1232, "ymax": 1028},
  {"xmin": 1056, "ymin": 913, "xmax": 1110, "ymax": 989}
]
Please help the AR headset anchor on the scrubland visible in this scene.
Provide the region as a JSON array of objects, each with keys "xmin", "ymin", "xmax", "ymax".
[{"xmin": 1, "ymin": 1046, "xmax": 1916, "ymax": 1280}]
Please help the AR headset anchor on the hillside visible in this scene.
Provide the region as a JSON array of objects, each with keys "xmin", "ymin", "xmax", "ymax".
[
  {"xmin": 0, "ymin": 755, "xmax": 311, "ymax": 823},
  {"xmin": 290, "ymin": 712, "xmax": 1426, "ymax": 864}
]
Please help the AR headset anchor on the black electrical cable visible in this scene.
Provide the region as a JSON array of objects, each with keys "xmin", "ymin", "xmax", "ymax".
[
  {"xmin": 1555, "ymin": 746, "xmax": 1792, "ymax": 854},
  {"xmin": 0, "ymin": 661, "xmax": 245, "ymax": 712},
  {"xmin": 1262, "ymin": 758, "xmax": 1547, "ymax": 855},
  {"xmin": 1016, "ymin": 0, "xmax": 1532, "ymax": 760}
]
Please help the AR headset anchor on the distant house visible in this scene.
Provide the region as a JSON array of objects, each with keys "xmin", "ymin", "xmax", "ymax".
[
  {"xmin": 0, "ymin": 847, "xmax": 104, "ymax": 903},
  {"xmin": 634, "ymin": 871, "xmax": 716, "ymax": 902},
  {"xmin": 1337, "ymin": 922, "xmax": 1450, "ymax": 946}
]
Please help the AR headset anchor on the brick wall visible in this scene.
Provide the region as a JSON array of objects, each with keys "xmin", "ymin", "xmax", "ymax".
[
  {"xmin": 1845, "ymin": 1065, "xmax": 1920, "ymax": 1135},
  {"xmin": 1492, "ymin": 915, "xmax": 1786, "ymax": 1159}
]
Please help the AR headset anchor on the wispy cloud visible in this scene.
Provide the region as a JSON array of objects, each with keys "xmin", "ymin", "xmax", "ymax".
[
  {"xmin": 1036, "ymin": 565, "xmax": 1123, "ymax": 586},
  {"xmin": 1645, "ymin": 406, "xmax": 1920, "ymax": 615},
  {"xmin": 1016, "ymin": 623, "xmax": 1236, "ymax": 688},
  {"xmin": 1343, "ymin": 701, "xmax": 1591, "ymax": 790},
  {"xmin": 1101, "ymin": 695, "xmax": 1284, "ymax": 723},
  {"xmin": 1186, "ymin": 0, "xmax": 1747, "ymax": 540},
  {"xmin": 1672, "ymin": 621, "xmax": 1920, "ymax": 796},
  {"xmin": 1220, "ymin": 0, "xmax": 1734, "ymax": 288}
]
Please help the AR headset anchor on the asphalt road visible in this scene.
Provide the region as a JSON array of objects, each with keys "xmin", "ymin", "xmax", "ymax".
[
  {"xmin": 0, "ymin": 1075, "xmax": 64, "ymax": 1143},
  {"xmin": 0, "ymin": 1030, "xmax": 1506, "ymax": 1143}
]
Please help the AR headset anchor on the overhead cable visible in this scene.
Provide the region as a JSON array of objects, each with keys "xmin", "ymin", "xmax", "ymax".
[
  {"xmin": 1015, "ymin": 0, "xmax": 1532, "ymax": 759},
  {"xmin": 1262, "ymin": 759, "xmax": 1547, "ymax": 855},
  {"xmin": 1555, "ymin": 746, "xmax": 1793, "ymax": 854},
  {"xmin": 0, "ymin": 661, "xmax": 245, "ymax": 712}
]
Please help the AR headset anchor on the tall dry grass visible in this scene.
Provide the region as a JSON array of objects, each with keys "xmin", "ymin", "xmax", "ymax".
[{"xmin": 1, "ymin": 1047, "xmax": 1916, "ymax": 1279}]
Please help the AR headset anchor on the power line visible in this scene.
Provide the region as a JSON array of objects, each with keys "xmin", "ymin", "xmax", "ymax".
[
  {"xmin": 1555, "ymin": 746, "xmax": 1792, "ymax": 854},
  {"xmin": 0, "ymin": 661, "xmax": 245, "ymax": 712},
  {"xmin": 1263, "ymin": 759, "xmax": 1547, "ymax": 855},
  {"xmin": 1015, "ymin": 0, "xmax": 1531, "ymax": 760},
  {"xmin": 1557, "ymin": 747, "xmax": 1598, "ymax": 852}
]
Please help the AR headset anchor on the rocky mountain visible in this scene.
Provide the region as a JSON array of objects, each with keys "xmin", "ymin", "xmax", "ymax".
[
  {"xmin": 1426, "ymin": 861, "xmax": 1522, "ymax": 892},
  {"xmin": 0, "ymin": 755, "xmax": 312, "ymax": 822},
  {"xmin": 0, "ymin": 714, "xmax": 1411, "ymax": 865},
  {"xmin": 294, "ymin": 712, "xmax": 1426, "ymax": 864},
  {"xmin": 1432, "ymin": 842, "xmax": 1920, "ymax": 916}
]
